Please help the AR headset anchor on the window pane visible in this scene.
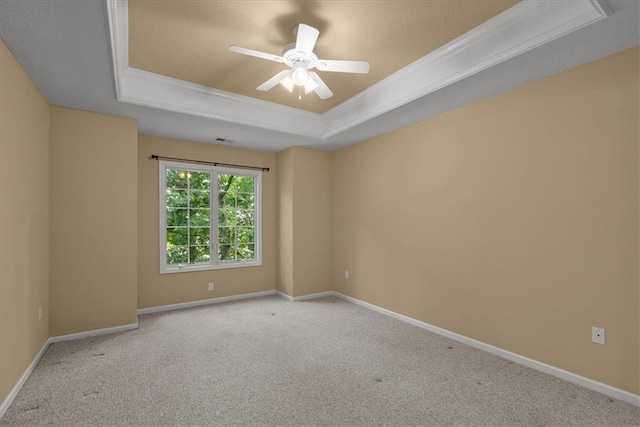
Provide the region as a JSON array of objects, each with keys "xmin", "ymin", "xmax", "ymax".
[
  {"xmin": 218, "ymin": 174, "xmax": 236, "ymax": 192},
  {"xmin": 167, "ymin": 245, "xmax": 188, "ymax": 264},
  {"xmin": 218, "ymin": 208, "xmax": 235, "ymax": 224},
  {"xmin": 189, "ymin": 209, "xmax": 210, "ymax": 226},
  {"xmin": 218, "ymin": 227, "xmax": 235, "ymax": 246},
  {"xmin": 236, "ymin": 193, "xmax": 254, "ymax": 209},
  {"xmin": 189, "ymin": 227, "xmax": 210, "ymax": 246},
  {"xmin": 167, "ymin": 227, "xmax": 188, "ymax": 246},
  {"xmin": 167, "ymin": 208, "xmax": 188, "ymax": 227},
  {"xmin": 166, "ymin": 169, "xmax": 188, "ymax": 188},
  {"xmin": 220, "ymin": 190, "xmax": 237, "ymax": 209},
  {"xmin": 218, "ymin": 245, "xmax": 235, "ymax": 261},
  {"xmin": 189, "ymin": 246, "xmax": 210, "ymax": 263},
  {"xmin": 236, "ymin": 210, "xmax": 254, "ymax": 227},
  {"xmin": 237, "ymin": 244, "xmax": 254, "ymax": 260},
  {"xmin": 189, "ymin": 190, "xmax": 210, "ymax": 208},
  {"xmin": 166, "ymin": 189, "xmax": 188, "ymax": 208},
  {"xmin": 189, "ymin": 172, "xmax": 211, "ymax": 191},
  {"xmin": 237, "ymin": 227, "xmax": 254, "ymax": 244},
  {"xmin": 235, "ymin": 176, "xmax": 255, "ymax": 193}
]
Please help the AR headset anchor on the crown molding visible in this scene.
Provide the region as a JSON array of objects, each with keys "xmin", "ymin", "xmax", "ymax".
[
  {"xmin": 106, "ymin": 0, "xmax": 610, "ymax": 142},
  {"xmin": 322, "ymin": 0, "xmax": 611, "ymax": 138},
  {"xmin": 117, "ymin": 66, "xmax": 323, "ymax": 138},
  {"xmin": 105, "ymin": 0, "xmax": 322, "ymax": 138}
]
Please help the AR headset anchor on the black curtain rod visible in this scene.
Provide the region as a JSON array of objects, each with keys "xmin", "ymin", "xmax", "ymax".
[{"xmin": 150, "ymin": 154, "xmax": 270, "ymax": 172}]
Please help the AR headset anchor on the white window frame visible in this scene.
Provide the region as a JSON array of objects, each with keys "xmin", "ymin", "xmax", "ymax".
[{"xmin": 159, "ymin": 160, "xmax": 262, "ymax": 274}]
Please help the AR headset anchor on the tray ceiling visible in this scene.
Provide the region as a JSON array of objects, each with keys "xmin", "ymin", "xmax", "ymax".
[
  {"xmin": 127, "ymin": 0, "xmax": 519, "ymax": 114},
  {"xmin": 2, "ymin": 0, "xmax": 635, "ymax": 152}
]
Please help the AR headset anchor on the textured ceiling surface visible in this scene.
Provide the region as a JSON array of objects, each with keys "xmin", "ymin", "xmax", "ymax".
[{"xmin": 128, "ymin": 0, "xmax": 519, "ymax": 113}]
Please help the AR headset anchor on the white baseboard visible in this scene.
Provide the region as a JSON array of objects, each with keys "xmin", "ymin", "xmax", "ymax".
[
  {"xmin": 48, "ymin": 322, "xmax": 139, "ymax": 343},
  {"xmin": 138, "ymin": 289, "xmax": 332, "ymax": 313},
  {"xmin": 3, "ymin": 290, "xmax": 636, "ymax": 422},
  {"xmin": 275, "ymin": 290, "xmax": 293, "ymax": 301},
  {"xmin": 292, "ymin": 291, "xmax": 334, "ymax": 301},
  {"xmin": 1, "ymin": 320, "xmax": 139, "ymax": 420},
  {"xmin": 137, "ymin": 290, "xmax": 277, "ymax": 315},
  {"xmin": 332, "ymin": 291, "xmax": 640, "ymax": 407},
  {"xmin": 275, "ymin": 290, "xmax": 333, "ymax": 301},
  {"xmin": 0, "ymin": 339, "xmax": 49, "ymax": 419}
]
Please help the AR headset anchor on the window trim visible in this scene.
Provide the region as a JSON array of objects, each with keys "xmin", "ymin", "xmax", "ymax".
[{"xmin": 158, "ymin": 160, "xmax": 262, "ymax": 274}]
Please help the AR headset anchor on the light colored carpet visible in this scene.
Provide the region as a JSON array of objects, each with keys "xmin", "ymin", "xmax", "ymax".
[{"xmin": 1, "ymin": 295, "xmax": 639, "ymax": 426}]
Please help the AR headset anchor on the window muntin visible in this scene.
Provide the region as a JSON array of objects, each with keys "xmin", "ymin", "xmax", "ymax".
[{"xmin": 159, "ymin": 161, "xmax": 261, "ymax": 273}]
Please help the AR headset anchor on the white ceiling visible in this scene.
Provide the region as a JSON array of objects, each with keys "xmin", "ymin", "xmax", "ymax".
[{"xmin": 0, "ymin": 0, "xmax": 638, "ymax": 152}]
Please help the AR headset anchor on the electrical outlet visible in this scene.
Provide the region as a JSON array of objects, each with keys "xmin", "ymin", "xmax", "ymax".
[
  {"xmin": 38, "ymin": 306, "xmax": 42, "ymax": 321},
  {"xmin": 344, "ymin": 270, "xmax": 349, "ymax": 279},
  {"xmin": 592, "ymin": 327, "xmax": 605, "ymax": 345},
  {"xmin": 208, "ymin": 282, "xmax": 214, "ymax": 291}
]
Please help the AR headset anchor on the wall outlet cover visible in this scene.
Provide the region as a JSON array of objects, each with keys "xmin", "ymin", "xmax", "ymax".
[{"xmin": 591, "ymin": 327, "xmax": 605, "ymax": 345}]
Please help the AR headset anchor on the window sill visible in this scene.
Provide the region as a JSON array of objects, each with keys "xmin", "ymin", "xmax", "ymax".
[{"xmin": 160, "ymin": 261, "xmax": 262, "ymax": 275}]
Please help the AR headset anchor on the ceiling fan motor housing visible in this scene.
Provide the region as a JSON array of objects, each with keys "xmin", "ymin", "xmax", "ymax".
[{"xmin": 282, "ymin": 43, "xmax": 319, "ymax": 70}]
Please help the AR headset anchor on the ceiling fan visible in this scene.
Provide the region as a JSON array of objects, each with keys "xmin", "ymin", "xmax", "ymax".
[{"xmin": 229, "ymin": 24, "xmax": 370, "ymax": 100}]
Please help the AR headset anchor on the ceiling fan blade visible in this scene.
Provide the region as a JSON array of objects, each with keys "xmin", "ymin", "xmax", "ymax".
[
  {"xmin": 229, "ymin": 45, "xmax": 284, "ymax": 63},
  {"xmin": 257, "ymin": 70, "xmax": 291, "ymax": 91},
  {"xmin": 295, "ymin": 24, "xmax": 320, "ymax": 54},
  {"xmin": 316, "ymin": 59, "xmax": 370, "ymax": 74},
  {"xmin": 308, "ymin": 72, "xmax": 333, "ymax": 99}
]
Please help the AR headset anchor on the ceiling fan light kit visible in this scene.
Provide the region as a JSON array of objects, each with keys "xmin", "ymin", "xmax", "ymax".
[
  {"xmin": 230, "ymin": 23, "xmax": 370, "ymax": 100},
  {"xmin": 290, "ymin": 65, "xmax": 309, "ymax": 86}
]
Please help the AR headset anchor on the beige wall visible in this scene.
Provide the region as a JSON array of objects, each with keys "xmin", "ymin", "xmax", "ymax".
[
  {"xmin": 331, "ymin": 47, "xmax": 640, "ymax": 394},
  {"xmin": 0, "ymin": 40, "xmax": 50, "ymax": 404},
  {"xmin": 292, "ymin": 147, "xmax": 331, "ymax": 297},
  {"xmin": 49, "ymin": 107, "xmax": 138, "ymax": 336},
  {"xmin": 276, "ymin": 147, "xmax": 332, "ymax": 297},
  {"xmin": 137, "ymin": 135, "xmax": 276, "ymax": 308},
  {"xmin": 276, "ymin": 148, "xmax": 294, "ymax": 296}
]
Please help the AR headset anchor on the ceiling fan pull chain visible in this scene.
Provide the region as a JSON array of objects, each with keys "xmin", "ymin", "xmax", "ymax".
[{"xmin": 298, "ymin": 86, "xmax": 302, "ymax": 100}]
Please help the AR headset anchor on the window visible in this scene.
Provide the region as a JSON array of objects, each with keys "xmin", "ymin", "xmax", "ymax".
[{"xmin": 159, "ymin": 161, "xmax": 261, "ymax": 273}]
